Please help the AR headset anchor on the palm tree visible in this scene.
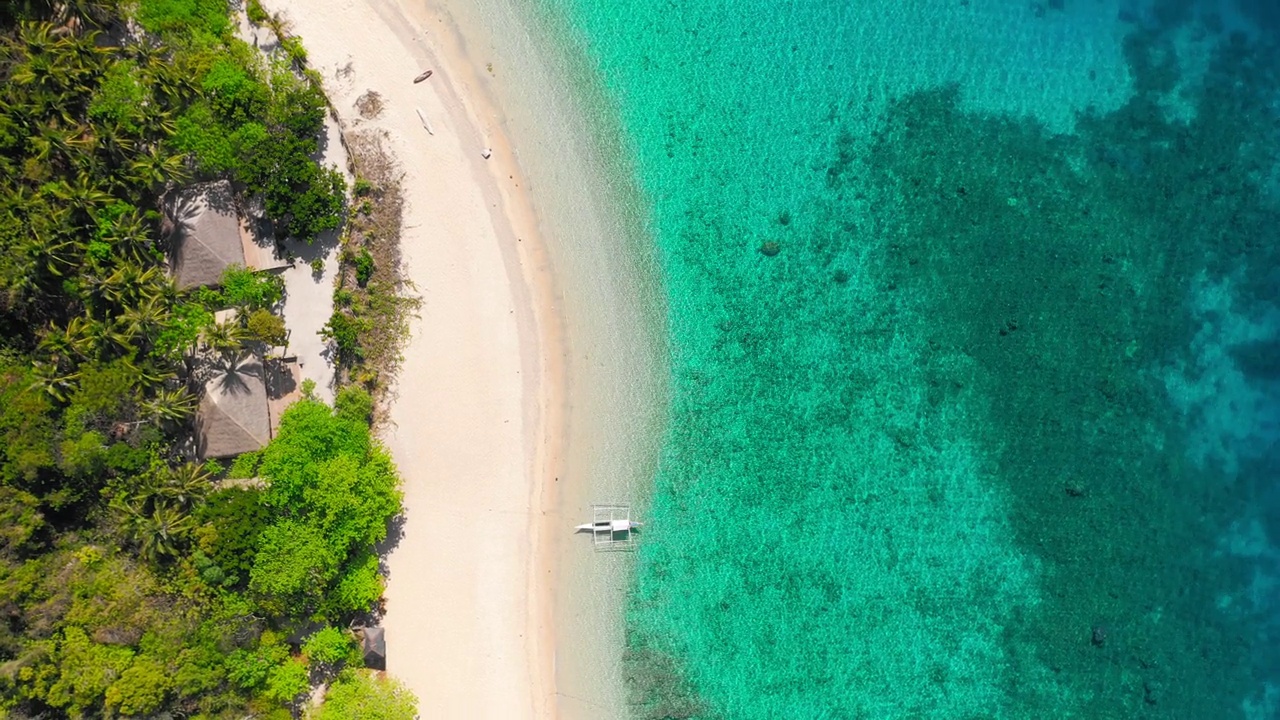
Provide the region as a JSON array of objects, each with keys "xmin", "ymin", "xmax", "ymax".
[
  {"xmin": 70, "ymin": 146, "xmax": 109, "ymax": 182},
  {"xmin": 31, "ymin": 125, "xmax": 85, "ymax": 164},
  {"xmin": 156, "ymin": 462, "xmax": 211, "ymax": 509},
  {"xmin": 29, "ymin": 359, "xmax": 79, "ymax": 401},
  {"xmin": 127, "ymin": 145, "xmax": 186, "ymax": 190},
  {"xmin": 39, "ymin": 316, "xmax": 96, "ymax": 360},
  {"xmin": 6, "ymin": 0, "xmax": 116, "ymax": 28},
  {"xmin": 93, "ymin": 121, "xmax": 137, "ymax": 169},
  {"xmin": 35, "ymin": 321, "xmax": 77, "ymax": 363},
  {"xmin": 141, "ymin": 386, "xmax": 196, "ymax": 426},
  {"xmin": 146, "ymin": 59, "xmax": 199, "ymax": 110},
  {"xmin": 82, "ymin": 316, "xmax": 130, "ymax": 356},
  {"xmin": 49, "ymin": 176, "xmax": 112, "ymax": 220},
  {"xmin": 15, "ymin": 20, "xmax": 63, "ymax": 56},
  {"xmin": 141, "ymin": 503, "xmax": 194, "ymax": 563},
  {"xmin": 202, "ymin": 319, "xmax": 250, "ymax": 353},
  {"xmin": 138, "ymin": 110, "xmax": 177, "ymax": 142},
  {"xmin": 110, "ymin": 492, "xmax": 147, "ymax": 533},
  {"xmin": 2, "ymin": 178, "xmax": 38, "ymax": 215},
  {"xmin": 55, "ymin": 0, "xmax": 118, "ymax": 29},
  {"xmin": 9, "ymin": 51, "xmax": 60, "ymax": 98},
  {"xmin": 9, "ymin": 25, "xmax": 90, "ymax": 104},
  {"xmin": 90, "ymin": 262, "xmax": 163, "ymax": 308},
  {"xmin": 120, "ymin": 294, "xmax": 169, "ymax": 341},
  {"xmin": 117, "ymin": 354, "xmax": 174, "ymax": 390},
  {"xmin": 126, "ymin": 37, "xmax": 164, "ymax": 68},
  {"xmin": 113, "ymin": 495, "xmax": 194, "ymax": 564},
  {"xmin": 20, "ymin": 231, "xmax": 81, "ymax": 278},
  {"xmin": 103, "ymin": 210, "xmax": 155, "ymax": 264}
]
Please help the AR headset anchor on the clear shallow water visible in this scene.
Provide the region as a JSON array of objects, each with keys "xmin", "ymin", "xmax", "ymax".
[{"xmin": 531, "ymin": 0, "xmax": 1280, "ymax": 715}]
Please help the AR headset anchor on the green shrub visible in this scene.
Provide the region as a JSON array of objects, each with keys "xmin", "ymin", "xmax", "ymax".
[
  {"xmin": 155, "ymin": 303, "xmax": 215, "ymax": 361},
  {"xmin": 89, "ymin": 62, "xmax": 147, "ymax": 132},
  {"xmin": 264, "ymin": 658, "xmax": 309, "ymax": 703},
  {"xmin": 267, "ymin": 71, "xmax": 327, "ymax": 138},
  {"xmin": 135, "ymin": 0, "xmax": 231, "ymax": 39},
  {"xmin": 24, "ymin": 626, "xmax": 135, "ymax": 715},
  {"xmin": 0, "ymin": 487, "xmax": 44, "ymax": 557},
  {"xmin": 196, "ymin": 488, "xmax": 270, "ymax": 586},
  {"xmin": 173, "ymin": 103, "xmax": 234, "ymax": 173},
  {"xmin": 203, "ymin": 58, "xmax": 270, "ymax": 125},
  {"xmin": 0, "ymin": 364, "xmax": 56, "ymax": 484},
  {"xmin": 249, "ymin": 398, "xmax": 402, "ymax": 620},
  {"xmin": 279, "ymin": 36, "xmax": 308, "ymax": 66},
  {"xmin": 220, "ymin": 265, "xmax": 284, "ymax": 310},
  {"xmin": 69, "ymin": 360, "xmax": 140, "ymax": 418},
  {"xmin": 322, "ymin": 551, "xmax": 384, "ymax": 617},
  {"xmin": 333, "ymin": 385, "xmax": 373, "ymax": 424},
  {"xmin": 302, "ymin": 627, "xmax": 355, "ymax": 667},
  {"xmin": 246, "ymin": 0, "xmax": 269, "ymax": 24},
  {"xmin": 105, "ymin": 657, "xmax": 171, "ymax": 716},
  {"xmin": 354, "ymin": 249, "xmax": 374, "ymax": 286},
  {"xmin": 58, "ymin": 431, "xmax": 107, "ymax": 479},
  {"xmin": 171, "ymin": 635, "xmax": 228, "ymax": 699},
  {"xmin": 226, "ymin": 451, "xmax": 261, "ymax": 479},
  {"xmin": 250, "ymin": 520, "xmax": 341, "ymax": 615},
  {"xmin": 314, "ymin": 670, "xmax": 418, "ymax": 720},
  {"xmin": 247, "ymin": 308, "xmax": 288, "ymax": 346},
  {"xmin": 104, "ymin": 442, "xmax": 149, "ymax": 474},
  {"xmin": 285, "ymin": 164, "xmax": 346, "ymax": 241},
  {"xmin": 225, "ymin": 636, "xmax": 289, "ymax": 691},
  {"xmin": 322, "ymin": 311, "xmax": 366, "ymax": 361}
]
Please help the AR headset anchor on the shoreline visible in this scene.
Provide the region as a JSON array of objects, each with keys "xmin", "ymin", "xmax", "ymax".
[
  {"xmin": 259, "ymin": 0, "xmax": 665, "ymax": 716},
  {"xmin": 430, "ymin": 0, "xmax": 670, "ymax": 715}
]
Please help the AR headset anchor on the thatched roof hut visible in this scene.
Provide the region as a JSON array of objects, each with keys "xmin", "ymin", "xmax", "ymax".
[
  {"xmin": 360, "ymin": 626, "xmax": 386, "ymax": 671},
  {"xmin": 166, "ymin": 180, "xmax": 245, "ymax": 290},
  {"xmin": 196, "ymin": 354, "xmax": 271, "ymax": 459}
]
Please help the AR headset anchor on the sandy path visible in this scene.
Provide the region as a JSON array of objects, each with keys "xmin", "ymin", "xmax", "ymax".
[{"xmin": 258, "ymin": 0, "xmax": 566, "ymax": 716}]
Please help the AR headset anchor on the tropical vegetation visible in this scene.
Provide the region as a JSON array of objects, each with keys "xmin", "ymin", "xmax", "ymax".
[
  {"xmin": 0, "ymin": 0, "xmax": 406, "ymax": 717},
  {"xmin": 313, "ymin": 670, "xmax": 419, "ymax": 720},
  {"xmin": 324, "ymin": 131, "xmax": 417, "ymax": 395}
]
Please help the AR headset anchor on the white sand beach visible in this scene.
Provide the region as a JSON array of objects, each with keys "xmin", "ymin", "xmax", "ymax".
[{"xmin": 259, "ymin": 0, "xmax": 666, "ymax": 717}]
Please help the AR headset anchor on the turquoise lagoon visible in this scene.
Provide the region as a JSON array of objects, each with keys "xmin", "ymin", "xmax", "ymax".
[{"xmin": 534, "ymin": 0, "xmax": 1280, "ymax": 715}]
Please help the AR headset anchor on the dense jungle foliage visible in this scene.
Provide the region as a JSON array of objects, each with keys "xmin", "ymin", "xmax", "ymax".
[{"xmin": 0, "ymin": 0, "xmax": 412, "ymax": 717}]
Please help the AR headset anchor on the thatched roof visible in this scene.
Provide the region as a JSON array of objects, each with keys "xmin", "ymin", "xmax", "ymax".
[
  {"xmin": 196, "ymin": 354, "xmax": 271, "ymax": 459},
  {"xmin": 361, "ymin": 626, "xmax": 386, "ymax": 670},
  {"xmin": 166, "ymin": 180, "xmax": 244, "ymax": 290}
]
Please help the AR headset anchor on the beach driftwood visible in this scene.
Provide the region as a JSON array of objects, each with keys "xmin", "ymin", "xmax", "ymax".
[
  {"xmin": 415, "ymin": 107, "xmax": 434, "ymax": 135},
  {"xmin": 413, "ymin": 70, "xmax": 433, "ymax": 83}
]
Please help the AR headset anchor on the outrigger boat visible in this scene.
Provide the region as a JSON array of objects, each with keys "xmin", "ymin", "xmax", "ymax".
[
  {"xmin": 576, "ymin": 504, "xmax": 642, "ymax": 551},
  {"xmin": 575, "ymin": 519, "xmax": 643, "ymax": 533}
]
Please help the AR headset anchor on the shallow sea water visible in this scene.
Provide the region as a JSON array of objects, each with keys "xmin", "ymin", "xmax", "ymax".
[{"xmin": 528, "ymin": 0, "xmax": 1280, "ymax": 716}]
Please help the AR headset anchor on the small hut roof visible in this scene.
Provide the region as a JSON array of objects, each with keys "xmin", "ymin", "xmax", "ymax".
[
  {"xmin": 196, "ymin": 354, "xmax": 271, "ymax": 459},
  {"xmin": 361, "ymin": 626, "xmax": 386, "ymax": 670},
  {"xmin": 167, "ymin": 180, "xmax": 244, "ymax": 289}
]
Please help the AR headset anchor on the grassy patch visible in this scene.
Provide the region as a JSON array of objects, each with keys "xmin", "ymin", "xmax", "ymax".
[{"xmin": 326, "ymin": 129, "xmax": 419, "ymax": 410}]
